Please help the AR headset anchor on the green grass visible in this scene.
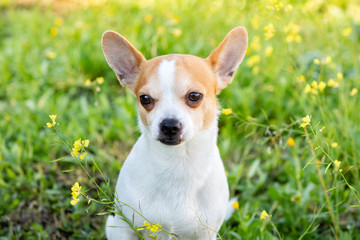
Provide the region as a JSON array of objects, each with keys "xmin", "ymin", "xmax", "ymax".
[{"xmin": 0, "ymin": 0, "xmax": 359, "ymax": 239}]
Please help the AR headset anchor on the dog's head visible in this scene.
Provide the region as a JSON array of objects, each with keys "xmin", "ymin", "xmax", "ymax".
[{"xmin": 101, "ymin": 27, "xmax": 248, "ymax": 146}]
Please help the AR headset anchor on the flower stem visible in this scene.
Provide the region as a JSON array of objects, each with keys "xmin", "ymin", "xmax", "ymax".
[{"xmin": 304, "ymin": 127, "xmax": 339, "ymax": 237}]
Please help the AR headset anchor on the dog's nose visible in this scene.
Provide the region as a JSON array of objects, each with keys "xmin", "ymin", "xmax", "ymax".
[{"xmin": 160, "ymin": 118, "xmax": 182, "ymax": 137}]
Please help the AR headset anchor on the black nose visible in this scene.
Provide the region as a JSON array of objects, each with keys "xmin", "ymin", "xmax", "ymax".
[{"xmin": 160, "ymin": 118, "xmax": 182, "ymax": 137}]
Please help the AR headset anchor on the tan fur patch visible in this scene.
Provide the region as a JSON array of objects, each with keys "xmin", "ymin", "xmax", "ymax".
[
  {"xmin": 174, "ymin": 55, "xmax": 218, "ymax": 129},
  {"xmin": 134, "ymin": 55, "xmax": 219, "ymax": 129},
  {"xmin": 134, "ymin": 56, "xmax": 167, "ymax": 126}
]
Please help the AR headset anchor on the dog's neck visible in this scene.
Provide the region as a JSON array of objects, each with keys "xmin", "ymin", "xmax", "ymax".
[{"xmin": 136, "ymin": 117, "xmax": 220, "ymax": 186}]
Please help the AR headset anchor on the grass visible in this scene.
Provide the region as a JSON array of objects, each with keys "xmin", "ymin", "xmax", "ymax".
[{"xmin": 0, "ymin": 0, "xmax": 359, "ymax": 239}]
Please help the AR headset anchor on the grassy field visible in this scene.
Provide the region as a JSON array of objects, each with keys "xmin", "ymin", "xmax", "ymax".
[{"xmin": 1, "ymin": 0, "xmax": 360, "ymax": 239}]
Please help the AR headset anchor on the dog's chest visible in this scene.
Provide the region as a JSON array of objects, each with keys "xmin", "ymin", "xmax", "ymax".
[
  {"xmin": 116, "ymin": 136, "xmax": 228, "ymax": 237},
  {"xmin": 138, "ymin": 170, "xmax": 217, "ymax": 237}
]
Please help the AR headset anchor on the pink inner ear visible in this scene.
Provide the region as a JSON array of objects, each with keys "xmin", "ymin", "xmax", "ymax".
[
  {"xmin": 102, "ymin": 31, "xmax": 145, "ymax": 89},
  {"xmin": 218, "ymin": 50, "xmax": 239, "ymax": 78},
  {"xmin": 207, "ymin": 27, "xmax": 248, "ymax": 91}
]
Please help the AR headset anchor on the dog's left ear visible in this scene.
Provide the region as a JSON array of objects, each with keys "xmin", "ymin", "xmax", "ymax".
[{"xmin": 207, "ymin": 27, "xmax": 248, "ymax": 93}]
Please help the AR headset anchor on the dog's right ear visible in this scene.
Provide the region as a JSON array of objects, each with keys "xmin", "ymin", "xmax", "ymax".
[{"xmin": 102, "ymin": 31, "xmax": 146, "ymax": 92}]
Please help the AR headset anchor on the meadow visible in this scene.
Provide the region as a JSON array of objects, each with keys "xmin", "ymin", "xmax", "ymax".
[{"xmin": 0, "ymin": 0, "xmax": 360, "ymax": 239}]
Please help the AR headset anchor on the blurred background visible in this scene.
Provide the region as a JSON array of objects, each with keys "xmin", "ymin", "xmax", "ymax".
[{"xmin": 0, "ymin": 0, "xmax": 359, "ymax": 239}]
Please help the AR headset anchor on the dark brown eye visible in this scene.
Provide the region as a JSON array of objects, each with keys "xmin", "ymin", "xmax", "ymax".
[
  {"xmin": 186, "ymin": 92, "xmax": 203, "ymax": 108},
  {"xmin": 139, "ymin": 94, "xmax": 154, "ymax": 110},
  {"xmin": 188, "ymin": 92, "xmax": 203, "ymax": 102}
]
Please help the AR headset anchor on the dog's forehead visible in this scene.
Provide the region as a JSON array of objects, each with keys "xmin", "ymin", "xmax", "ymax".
[{"xmin": 134, "ymin": 55, "xmax": 216, "ymax": 95}]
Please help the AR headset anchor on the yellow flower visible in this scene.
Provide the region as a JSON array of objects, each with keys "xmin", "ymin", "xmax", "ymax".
[
  {"xmin": 144, "ymin": 14, "xmax": 153, "ymax": 23},
  {"xmin": 304, "ymin": 84, "xmax": 311, "ymax": 93},
  {"xmin": 285, "ymin": 5, "xmax": 293, "ymax": 12},
  {"xmin": 325, "ymin": 56, "xmax": 332, "ymax": 64},
  {"xmin": 297, "ymin": 75, "xmax": 305, "ymax": 83},
  {"xmin": 327, "ymin": 79, "xmax": 339, "ymax": 88},
  {"xmin": 318, "ymin": 81, "xmax": 326, "ymax": 92},
  {"xmin": 247, "ymin": 55, "xmax": 261, "ymax": 67},
  {"xmin": 313, "ymin": 58, "xmax": 320, "ymax": 65},
  {"xmin": 333, "ymin": 160, "xmax": 341, "ymax": 168},
  {"xmin": 71, "ymin": 149, "xmax": 79, "ymax": 157},
  {"xmin": 284, "ymin": 23, "xmax": 301, "ymax": 43},
  {"xmin": 222, "ymin": 108, "xmax": 233, "ymax": 115},
  {"xmin": 320, "ymin": 126, "xmax": 325, "ymax": 132},
  {"xmin": 54, "ymin": 17, "xmax": 64, "ymax": 27},
  {"xmin": 47, "ymin": 114, "xmax": 57, "ymax": 128},
  {"xmin": 71, "ymin": 182, "xmax": 82, "ymax": 193},
  {"xmin": 172, "ymin": 28, "xmax": 182, "ymax": 38},
  {"xmin": 300, "ymin": 115, "xmax": 311, "ymax": 128},
  {"xmin": 269, "ymin": 0, "xmax": 283, "ymax": 11},
  {"xmin": 275, "ymin": 2, "xmax": 283, "ymax": 11},
  {"xmin": 264, "ymin": 46, "xmax": 273, "ymax": 57},
  {"xmin": 171, "ymin": 16, "xmax": 181, "ymax": 24},
  {"xmin": 143, "ymin": 221, "xmax": 152, "ymax": 230},
  {"xmin": 50, "ymin": 27, "xmax": 58, "ymax": 37},
  {"xmin": 264, "ymin": 23, "xmax": 275, "ymax": 40},
  {"xmin": 350, "ymin": 88, "xmax": 358, "ymax": 96},
  {"xmin": 336, "ymin": 72, "xmax": 343, "ymax": 81},
  {"xmin": 232, "ymin": 201, "xmax": 239, "ymax": 209},
  {"xmin": 49, "ymin": 115, "xmax": 57, "ymax": 122},
  {"xmin": 96, "ymin": 77, "xmax": 104, "ymax": 85},
  {"xmin": 71, "ymin": 191, "xmax": 80, "ymax": 199},
  {"xmin": 287, "ymin": 137, "xmax": 295, "ymax": 147},
  {"xmin": 150, "ymin": 225, "xmax": 158, "ymax": 232},
  {"xmin": 71, "ymin": 139, "xmax": 89, "ymax": 158},
  {"xmin": 260, "ymin": 210, "xmax": 270, "ymax": 220},
  {"xmin": 70, "ymin": 182, "xmax": 82, "ymax": 205},
  {"xmin": 82, "ymin": 139, "xmax": 90, "ymax": 147},
  {"xmin": 70, "ymin": 198, "xmax": 80, "ymax": 205},
  {"xmin": 331, "ymin": 142, "xmax": 338, "ymax": 148},
  {"xmin": 84, "ymin": 79, "xmax": 92, "ymax": 86},
  {"xmin": 311, "ymin": 81, "xmax": 318, "ymax": 89},
  {"xmin": 46, "ymin": 51, "xmax": 57, "ymax": 59},
  {"xmin": 74, "ymin": 139, "xmax": 82, "ymax": 152},
  {"xmin": 342, "ymin": 27, "xmax": 352, "ymax": 37}
]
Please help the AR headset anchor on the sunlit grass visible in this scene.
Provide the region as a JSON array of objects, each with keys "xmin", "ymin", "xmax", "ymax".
[{"xmin": 0, "ymin": 0, "xmax": 359, "ymax": 239}]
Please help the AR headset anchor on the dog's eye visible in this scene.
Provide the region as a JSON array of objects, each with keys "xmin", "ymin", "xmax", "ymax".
[
  {"xmin": 186, "ymin": 92, "xmax": 203, "ymax": 108},
  {"xmin": 139, "ymin": 94, "xmax": 154, "ymax": 110},
  {"xmin": 188, "ymin": 92, "xmax": 203, "ymax": 102}
]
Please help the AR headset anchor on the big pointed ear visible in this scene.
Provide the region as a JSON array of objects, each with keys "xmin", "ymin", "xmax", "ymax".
[
  {"xmin": 207, "ymin": 27, "xmax": 248, "ymax": 93},
  {"xmin": 102, "ymin": 31, "xmax": 146, "ymax": 92}
]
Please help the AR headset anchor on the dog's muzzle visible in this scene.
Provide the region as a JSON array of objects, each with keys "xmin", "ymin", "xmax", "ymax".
[{"xmin": 158, "ymin": 118, "xmax": 183, "ymax": 146}]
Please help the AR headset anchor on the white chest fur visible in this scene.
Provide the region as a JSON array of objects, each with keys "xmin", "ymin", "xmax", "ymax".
[{"xmin": 107, "ymin": 122, "xmax": 229, "ymax": 239}]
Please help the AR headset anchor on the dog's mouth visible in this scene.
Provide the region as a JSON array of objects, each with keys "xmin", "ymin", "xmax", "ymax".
[{"xmin": 159, "ymin": 138, "xmax": 182, "ymax": 146}]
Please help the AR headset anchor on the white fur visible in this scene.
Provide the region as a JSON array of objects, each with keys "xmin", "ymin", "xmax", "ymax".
[
  {"xmin": 106, "ymin": 60, "xmax": 229, "ymax": 239},
  {"xmin": 148, "ymin": 58, "xmax": 195, "ymax": 144}
]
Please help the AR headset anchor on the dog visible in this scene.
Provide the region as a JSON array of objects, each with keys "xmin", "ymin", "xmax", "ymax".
[{"xmin": 102, "ymin": 26, "xmax": 248, "ymax": 239}]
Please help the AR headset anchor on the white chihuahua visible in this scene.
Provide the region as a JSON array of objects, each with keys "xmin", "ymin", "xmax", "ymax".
[{"xmin": 102, "ymin": 26, "xmax": 248, "ymax": 239}]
